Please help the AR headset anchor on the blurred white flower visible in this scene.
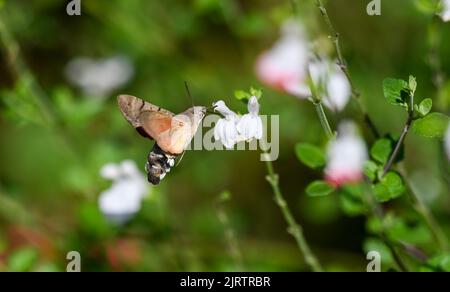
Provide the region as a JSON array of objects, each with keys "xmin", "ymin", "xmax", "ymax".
[
  {"xmin": 309, "ymin": 58, "xmax": 351, "ymax": 112},
  {"xmin": 440, "ymin": 0, "xmax": 450, "ymax": 22},
  {"xmin": 98, "ymin": 160, "xmax": 149, "ymax": 224},
  {"xmin": 236, "ymin": 96, "xmax": 263, "ymax": 140},
  {"xmin": 325, "ymin": 121, "xmax": 368, "ymax": 187},
  {"xmin": 445, "ymin": 123, "xmax": 450, "ymax": 160},
  {"xmin": 213, "ymin": 97, "xmax": 263, "ymax": 148},
  {"xmin": 65, "ymin": 55, "xmax": 134, "ymax": 98},
  {"xmin": 256, "ymin": 19, "xmax": 310, "ymax": 97}
]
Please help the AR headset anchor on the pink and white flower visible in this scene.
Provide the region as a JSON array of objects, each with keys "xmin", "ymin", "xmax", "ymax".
[
  {"xmin": 256, "ymin": 20, "xmax": 351, "ymax": 111},
  {"xmin": 256, "ymin": 19, "xmax": 310, "ymax": 97},
  {"xmin": 325, "ymin": 121, "xmax": 368, "ymax": 187}
]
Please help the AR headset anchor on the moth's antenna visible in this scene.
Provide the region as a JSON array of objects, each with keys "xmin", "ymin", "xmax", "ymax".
[{"xmin": 184, "ymin": 81, "xmax": 195, "ymax": 108}]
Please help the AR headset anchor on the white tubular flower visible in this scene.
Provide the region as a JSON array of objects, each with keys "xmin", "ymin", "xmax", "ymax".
[
  {"xmin": 65, "ymin": 55, "xmax": 134, "ymax": 98},
  {"xmin": 325, "ymin": 69, "xmax": 351, "ymax": 112},
  {"xmin": 236, "ymin": 96, "xmax": 263, "ymax": 140},
  {"xmin": 213, "ymin": 100, "xmax": 239, "ymax": 149},
  {"xmin": 98, "ymin": 160, "xmax": 149, "ymax": 224},
  {"xmin": 256, "ymin": 19, "xmax": 310, "ymax": 97},
  {"xmin": 309, "ymin": 58, "xmax": 351, "ymax": 112},
  {"xmin": 445, "ymin": 123, "xmax": 450, "ymax": 160},
  {"xmin": 440, "ymin": 0, "xmax": 450, "ymax": 22},
  {"xmin": 325, "ymin": 121, "xmax": 368, "ymax": 187}
]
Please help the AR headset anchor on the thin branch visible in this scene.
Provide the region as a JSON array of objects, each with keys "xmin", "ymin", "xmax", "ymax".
[
  {"xmin": 307, "ymin": 70, "xmax": 335, "ymax": 140},
  {"xmin": 312, "ymin": 0, "xmax": 380, "ymax": 138},
  {"xmin": 400, "ymin": 169, "xmax": 449, "ymax": 252},
  {"xmin": 313, "ymin": 101, "xmax": 334, "ymax": 140},
  {"xmin": 361, "ymin": 183, "xmax": 409, "ymax": 272},
  {"xmin": 382, "ymin": 115, "xmax": 413, "ymax": 176},
  {"xmin": 263, "ymin": 152, "xmax": 323, "ymax": 272},
  {"xmin": 216, "ymin": 198, "xmax": 244, "ymax": 271},
  {"xmin": 381, "ymin": 98, "xmax": 449, "ymax": 252}
]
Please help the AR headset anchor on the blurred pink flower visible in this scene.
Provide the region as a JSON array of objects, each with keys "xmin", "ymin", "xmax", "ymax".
[
  {"xmin": 256, "ymin": 20, "xmax": 351, "ymax": 111},
  {"xmin": 325, "ymin": 121, "xmax": 367, "ymax": 187},
  {"xmin": 256, "ymin": 19, "xmax": 310, "ymax": 97}
]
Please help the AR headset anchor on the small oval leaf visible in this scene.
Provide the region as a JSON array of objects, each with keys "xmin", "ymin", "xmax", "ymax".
[
  {"xmin": 372, "ymin": 171, "xmax": 405, "ymax": 202},
  {"xmin": 295, "ymin": 143, "xmax": 326, "ymax": 169},
  {"xmin": 413, "ymin": 112, "xmax": 450, "ymax": 138},
  {"xmin": 383, "ymin": 78, "xmax": 409, "ymax": 107},
  {"xmin": 306, "ymin": 180, "xmax": 335, "ymax": 197},
  {"xmin": 370, "ymin": 138, "xmax": 392, "ymax": 164},
  {"xmin": 418, "ymin": 98, "xmax": 432, "ymax": 117}
]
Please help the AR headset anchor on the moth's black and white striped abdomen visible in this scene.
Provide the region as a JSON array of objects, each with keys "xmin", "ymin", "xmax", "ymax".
[{"xmin": 145, "ymin": 144, "xmax": 176, "ymax": 185}]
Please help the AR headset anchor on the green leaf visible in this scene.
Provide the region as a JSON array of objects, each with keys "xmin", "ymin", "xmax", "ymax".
[
  {"xmin": 372, "ymin": 172, "xmax": 405, "ymax": 202},
  {"xmin": 218, "ymin": 190, "xmax": 231, "ymax": 202},
  {"xmin": 7, "ymin": 248, "xmax": 38, "ymax": 272},
  {"xmin": 382, "ymin": 78, "xmax": 409, "ymax": 107},
  {"xmin": 415, "ymin": 0, "xmax": 440, "ymax": 14},
  {"xmin": 363, "ymin": 160, "xmax": 379, "ymax": 182},
  {"xmin": 413, "ymin": 112, "xmax": 450, "ymax": 138},
  {"xmin": 338, "ymin": 184, "xmax": 366, "ymax": 216},
  {"xmin": 372, "ymin": 183, "xmax": 391, "ymax": 202},
  {"xmin": 383, "ymin": 172, "xmax": 405, "ymax": 197},
  {"xmin": 339, "ymin": 192, "xmax": 366, "ymax": 216},
  {"xmin": 363, "ymin": 238, "xmax": 394, "ymax": 266},
  {"xmin": 295, "ymin": 143, "xmax": 326, "ymax": 169},
  {"xmin": 249, "ymin": 87, "xmax": 262, "ymax": 99},
  {"xmin": 35, "ymin": 262, "xmax": 60, "ymax": 272},
  {"xmin": 417, "ymin": 98, "xmax": 432, "ymax": 117},
  {"xmin": 387, "ymin": 219, "xmax": 432, "ymax": 245},
  {"xmin": 370, "ymin": 138, "xmax": 392, "ymax": 164},
  {"xmin": 305, "ymin": 180, "xmax": 335, "ymax": 197},
  {"xmin": 424, "ymin": 254, "xmax": 450, "ymax": 272},
  {"xmin": 234, "ymin": 90, "xmax": 250, "ymax": 101}
]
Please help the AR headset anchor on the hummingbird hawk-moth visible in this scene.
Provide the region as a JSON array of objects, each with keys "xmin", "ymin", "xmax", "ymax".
[{"xmin": 118, "ymin": 95, "xmax": 206, "ymax": 184}]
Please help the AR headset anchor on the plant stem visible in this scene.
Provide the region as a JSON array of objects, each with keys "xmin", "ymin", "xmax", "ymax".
[
  {"xmin": 263, "ymin": 153, "xmax": 323, "ymax": 272},
  {"xmin": 361, "ymin": 183, "xmax": 409, "ymax": 272},
  {"xmin": 312, "ymin": 0, "xmax": 380, "ymax": 138},
  {"xmin": 0, "ymin": 14, "xmax": 91, "ymax": 199},
  {"xmin": 401, "ymin": 171, "xmax": 449, "ymax": 252},
  {"xmin": 313, "ymin": 101, "xmax": 334, "ymax": 140},
  {"xmin": 216, "ymin": 201, "xmax": 244, "ymax": 270},
  {"xmin": 427, "ymin": 7, "xmax": 445, "ymax": 92},
  {"xmin": 307, "ymin": 71, "xmax": 335, "ymax": 140},
  {"xmin": 382, "ymin": 115, "xmax": 413, "ymax": 176},
  {"xmin": 382, "ymin": 109, "xmax": 449, "ymax": 252},
  {"xmin": 0, "ymin": 18, "xmax": 55, "ymax": 126}
]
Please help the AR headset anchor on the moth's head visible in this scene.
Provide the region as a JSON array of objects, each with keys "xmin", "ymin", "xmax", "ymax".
[{"xmin": 185, "ymin": 106, "xmax": 207, "ymax": 121}]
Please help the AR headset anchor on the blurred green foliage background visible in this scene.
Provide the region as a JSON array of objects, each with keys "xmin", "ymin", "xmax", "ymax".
[{"xmin": 0, "ymin": 0, "xmax": 449, "ymax": 271}]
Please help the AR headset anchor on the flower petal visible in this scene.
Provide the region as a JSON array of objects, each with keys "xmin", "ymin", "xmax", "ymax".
[{"xmin": 325, "ymin": 69, "xmax": 351, "ymax": 112}]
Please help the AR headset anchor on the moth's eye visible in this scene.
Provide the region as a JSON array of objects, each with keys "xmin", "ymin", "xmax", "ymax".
[{"xmin": 178, "ymin": 122, "xmax": 183, "ymax": 126}]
